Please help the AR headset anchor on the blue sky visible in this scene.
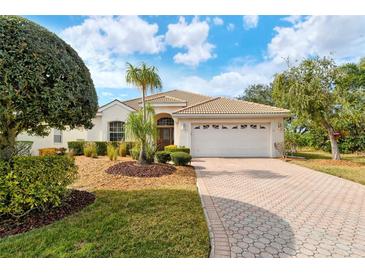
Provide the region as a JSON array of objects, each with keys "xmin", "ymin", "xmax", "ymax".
[{"xmin": 25, "ymin": 15, "xmax": 365, "ymax": 105}]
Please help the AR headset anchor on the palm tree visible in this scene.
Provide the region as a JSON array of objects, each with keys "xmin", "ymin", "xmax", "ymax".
[
  {"xmin": 125, "ymin": 62, "xmax": 162, "ymax": 164},
  {"xmin": 125, "ymin": 104, "xmax": 157, "ymax": 164}
]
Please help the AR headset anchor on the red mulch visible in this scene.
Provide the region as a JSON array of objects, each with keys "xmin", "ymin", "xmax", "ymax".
[
  {"xmin": 105, "ymin": 161, "xmax": 176, "ymax": 177},
  {"xmin": 0, "ymin": 190, "xmax": 95, "ymax": 238}
]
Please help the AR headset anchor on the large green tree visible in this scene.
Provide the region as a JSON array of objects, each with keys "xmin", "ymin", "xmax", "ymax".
[
  {"xmin": 273, "ymin": 57, "xmax": 360, "ymax": 160},
  {"xmin": 125, "ymin": 62, "xmax": 162, "ymax": 164},
  {"xmin": 237, "ymin": 84, "xmax": 274, "ymax": 106},
  {"xmin": 0, "ymin": 16, "xmax": 98, "ymax": 161}
]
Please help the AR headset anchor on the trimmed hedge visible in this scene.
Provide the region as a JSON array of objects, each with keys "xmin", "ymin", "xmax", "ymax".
[
  {"xmin": 170, "ymin": 152, "xmax": 192, "ymax": 166},
  {"xmin": 0, "ymin": 155, "xmax": 77, "ymax": 216},
  {"xmin": 39, "ymin": 147, "xmax": 66, "ymax": 156},
  {"xmin": 68, "ymin": 141, "xmax": 86, "ymax": 155},
  {"xmin": 95, "ymin": 141, "xmax": 107, "ymax": 156},
  {"xmin": 164, "ymin": 145, "xmax": 190, "ymax": 154},
  {"xmin": 155, "ymin": 151, "xmax": 171, "ymax": 163}
]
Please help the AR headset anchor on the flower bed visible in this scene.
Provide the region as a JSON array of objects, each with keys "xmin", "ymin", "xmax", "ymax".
[
  {"xmin": 0, "ymin": 190, "xmax": 95, "ymax": 238},
  {"xmin": 105, "ymin": 161, "xmax": 176, "ymax": 177}
]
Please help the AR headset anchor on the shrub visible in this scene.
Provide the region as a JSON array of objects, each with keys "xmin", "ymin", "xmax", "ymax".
[
  {"xmin": 95, "ymin": 141, "xmax": 107, "ymax": 156},
  {"xmin": 130, "ymin": 146, "xmax": 140, "ymax": 160},
  {"xmin": 155, "ymin": 151, "xmax": 171, "ymax": 164},
  {"xmin": 39, "ymin": 147, "xmax": 66, "ymax": 156},
  {"xmin": 109, "ymin": 141, "xmax": 120, "ymax": 148},
  {"xmin": 118, "ymin": 143, "xmax": 127, "ymax": 157},
  {"xmin": 125, "ymin": 142, "xmax": 136, "ymax": 156},
  {"xmin": 107, "ymin": 144, "xmax": 118, "ymax": 161},
  {"xmin": 164, "ymin": 145, "xmax": 190, "ymax": 154},
  {"xmin": 68, "ymin": 141, "xmax": 86, "ymax": 155},
  {"xmin": 170, "ymin": 152, "xmax": 192, "ymax": 166},
  {"xmin": 0, "ymin": 155, "xmax": 77, "ymax": 217},
  {"xmin": 83, "ymin": 142, "xmax": 97, "ymax": 158},
  {"xmin": 14, "ymin": 141, "xmax": 33, "ymax": 156}
]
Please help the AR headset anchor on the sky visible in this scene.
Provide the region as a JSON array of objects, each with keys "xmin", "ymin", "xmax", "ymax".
[{"xmin": 25, "ymin": 15, "xmax": 365, "ymax": 105}]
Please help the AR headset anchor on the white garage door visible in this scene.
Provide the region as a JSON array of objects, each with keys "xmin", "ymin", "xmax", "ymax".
[{"xmin": 191, "ymin": 123, "xmax": 270, "ymax": 157}]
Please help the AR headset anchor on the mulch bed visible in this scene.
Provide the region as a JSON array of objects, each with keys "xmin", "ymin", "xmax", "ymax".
[
  {"xmin": 105, "ymin": 161, "xmax": 176, "ymax": 177},
  {"xmin": 0, "ymin": 189, "xmax": 95, "ymax": 238}
]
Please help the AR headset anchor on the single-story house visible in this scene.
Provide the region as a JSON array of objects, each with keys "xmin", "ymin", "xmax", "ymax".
[{"xmin": 17, "ymin": 89, "xmax": 290, "ymax": 157}]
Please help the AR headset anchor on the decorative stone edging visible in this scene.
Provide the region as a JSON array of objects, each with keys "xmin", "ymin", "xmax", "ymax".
[{"xmin": 195, "ymin": 167, "xmax": 231, "ymax": 258}]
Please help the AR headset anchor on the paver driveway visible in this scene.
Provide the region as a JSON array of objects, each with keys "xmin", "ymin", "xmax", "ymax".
[{"xmin": 194, "ymin": 158, "xmax": 365, "ymax": 258}]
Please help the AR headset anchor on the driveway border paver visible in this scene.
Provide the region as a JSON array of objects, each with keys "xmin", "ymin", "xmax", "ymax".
[{"xmin": 196, "ymin": 167, "xmax": 231, "ymax": 258}]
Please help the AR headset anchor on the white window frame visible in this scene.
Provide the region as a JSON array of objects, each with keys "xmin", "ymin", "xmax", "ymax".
[
  {"xmin": 109, "ymin": 121, "xmax": 125, "ymax": 142},
  {"xmin": 53, "ymin": 129, "xmax": 62, "ymax": 143}
]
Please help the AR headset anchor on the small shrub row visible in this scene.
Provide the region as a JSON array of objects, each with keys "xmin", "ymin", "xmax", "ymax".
[
  {"xmin": 39, "ymin": 147, "xmax": 66, "ymax": 156},
  {"xmin": 67, "ymin": 141, "xmax": 136, "ymax": 157},
  {"xmin": 164, "ymin": 145, "xmax": 190, "ymax": 154},
  {"xmin": 0, "ymin": 155, "xmax": 77, "ymax": 217}
]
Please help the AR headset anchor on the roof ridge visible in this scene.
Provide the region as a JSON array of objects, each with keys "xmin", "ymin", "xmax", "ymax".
[
  {"xmin": 173, "ymin": 96, "xmax": 221, "ymax": 114},
  {"xmin": 237, "ymin": 98, "xmax": 289, "ymax": 112}
]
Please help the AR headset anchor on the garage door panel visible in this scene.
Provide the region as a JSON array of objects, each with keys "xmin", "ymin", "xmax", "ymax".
[{"xmin": 191, "ymin": 123, "xmax": 270, "ymax": 157}]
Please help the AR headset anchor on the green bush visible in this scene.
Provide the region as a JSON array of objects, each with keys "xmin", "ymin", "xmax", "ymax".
[
  {"xmin": 14, "ymin": 141, "xmax": 33, "ymax": 156},
  {"xmin": 83, "ymin": 142, "xmax": 97, "ymax": 158},
  {"xmin": 155, "ymin": 151, "xmax": 171, "ymax": 163},
  {"xmin": 164, "ymin": 145, "xmax": 190, "ymax": 154},
  {"xmin": 95, "ymin": 141, "xmax": 107, "ymax": 156},
  {"xmin": 68, "ymin": 141, "xmax": 86, "ymax": 155},
  {"xmin": 107, "ymin": 144, "xmax": 118, "ymax": 161},
  {"xmin": 0, "ymin": 155, "xmax": 77, "ymax": 216},
  {"xmin": 125, "ymin": 142, "xmax": 136, "ymax": 156},
  {"xmin": 170, "ymin": 152, "xmax": 192, "ymax": 166},
  {"xmin": 118, "ymin": 143, "xmax": 127, "ymax": 157},
  {"xmin": 130, "ymin": 146, "xmax": 140, "ymax": 160}
]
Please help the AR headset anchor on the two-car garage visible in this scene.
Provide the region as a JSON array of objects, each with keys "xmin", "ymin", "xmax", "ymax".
[{"xmin": 191, "ymin": 123, "xmax": 271, "ymax": 157}]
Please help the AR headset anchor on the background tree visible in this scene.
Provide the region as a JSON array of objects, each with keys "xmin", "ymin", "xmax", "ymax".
[
  {"xmin": 0, "ymin": 16, "xmax": 98, "ymax": 161},
  {"xmin": 273, "ymin": 57, "xmax": 352, "ymax": 160},
  {"xmin": 236, "ymin": 84, "xmax": 274, "ymax": 106},
  {"xmin": 125, "ymin": 62, "xmax": 162, "ymax": 164}
]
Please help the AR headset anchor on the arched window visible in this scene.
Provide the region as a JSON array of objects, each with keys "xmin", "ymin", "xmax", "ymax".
[
  {"xmin": 109, "ymin": 121, "xmax": 124, "ymax": 141},
  {"xmin": 157, "ymin": 117, "xmax": 174, "ymax": 126}
]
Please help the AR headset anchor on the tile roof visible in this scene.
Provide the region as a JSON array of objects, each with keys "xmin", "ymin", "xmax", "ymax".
[
  {"xmin": 139, "ymin": 95, "xmax": 187, "ymax": 104},
  {"xmin": 173, "ymin": 97, "xmax": 290, "ymax": 115},
  {"xmin": 123, "ymin": 89, "xmax": 212, "ymax": 110}
]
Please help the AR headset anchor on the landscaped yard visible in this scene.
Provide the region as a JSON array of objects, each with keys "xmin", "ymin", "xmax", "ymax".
[
  {"xmin": 286, "ymin": 149, "xmax": 365, "ymax": 185},
  {"xmin": 0, "ymin": 156, "xmax": 210, "ymax": 258}
]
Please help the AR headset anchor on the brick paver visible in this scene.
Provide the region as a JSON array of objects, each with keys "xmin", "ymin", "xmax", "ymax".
[{"xmin": 194, "ymin": 158, "xmax": 365, "ymax": 258}]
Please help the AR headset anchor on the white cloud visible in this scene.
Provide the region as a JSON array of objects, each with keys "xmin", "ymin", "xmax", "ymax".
[
  {"xmin": 174, "ymin": 61, "xmax": 283, "ymax": 97},
  {"xmin": 101, "ymin": 91, "xmax": 113, "ymax": 97},
  {"xmin": 268, "ymin": 16, "xmax": 365, "ymax": 64},
  {"xmin": 281, "ymin": 15, "xmax": 303, "ymax": 25},
  {"xmin": 227, "ymin": 23, "xmax": 235, "ymax": 32},
  {"xmin": 243, "ymin": 15, "xmax": 259, "ymax": 30},
  {"xmin": 213, "ymin": 17, "xmax": 224, "ymax": 26},
  {"xmin": 165, "ymin": 17, "xmax": 215, "ymax": 67},
  {"xmin": 61, "ymin": 16, "xmax": 164, "ymax": 88}
]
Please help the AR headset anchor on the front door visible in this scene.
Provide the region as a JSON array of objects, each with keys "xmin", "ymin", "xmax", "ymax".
[{"xmin": 158, "ymin": 128, "xmax": 174, "ymax": 150}]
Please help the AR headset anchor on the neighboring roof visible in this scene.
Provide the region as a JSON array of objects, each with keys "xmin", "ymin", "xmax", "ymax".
[
  {"xmin": 98, "ymin": 99, "xmax": 136, "ymax": 113},
  {"xmin": 173, "ymin": 97, "xmax": 290, "ymax": 116},
  {"xmin": 123, "ymin": 89, "xmax": 211, "ymax": 110},
  {"xmin": 139, "ymin": 95, "xmax": 187, "ymax": 104}
]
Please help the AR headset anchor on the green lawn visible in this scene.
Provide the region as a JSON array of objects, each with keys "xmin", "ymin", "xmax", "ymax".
[
  {"xmin": 0, "ymin": 189, "xmax": 210, "ymax": 257},
  {"xmin": 288, "ymin": 149, "xmax": 365, "ymax": 185}
]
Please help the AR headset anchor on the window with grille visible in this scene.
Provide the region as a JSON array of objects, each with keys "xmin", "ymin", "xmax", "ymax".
[
  {"xmin": 157, "ymin": 117, "xmax": 174, "ymax": 126},
  {"xmin": 109, "ymin": 121, "xmax": 125, "ymax": 141},
  {"xmin": 53, "ymin": 129, "xmax": 62, "ymax": 143}
]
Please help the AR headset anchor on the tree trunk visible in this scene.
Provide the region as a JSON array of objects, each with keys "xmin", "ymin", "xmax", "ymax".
[
  {"xmin": 323, "ymin": 122, "xmax": 341, "ymax": 160},
  {"xmin": 138, "ymin": 87, "xmax": 148, "ymax": 165},
  {"xmin": 0, "ymin": 127, "xmax": 17, "ymax": 162}
]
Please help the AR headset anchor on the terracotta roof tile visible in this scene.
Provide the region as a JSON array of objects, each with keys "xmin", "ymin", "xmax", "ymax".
[
  {"xmin": 139, "ymin": 95, "xmax": 187, "ymax": 104},
  {"xmin": 173, "ymin": 97, "xmax": 290, "ymax": 115},
  {"xmin": 123, "ymin": 89, "xmax": 211, "ymax": 110}
]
